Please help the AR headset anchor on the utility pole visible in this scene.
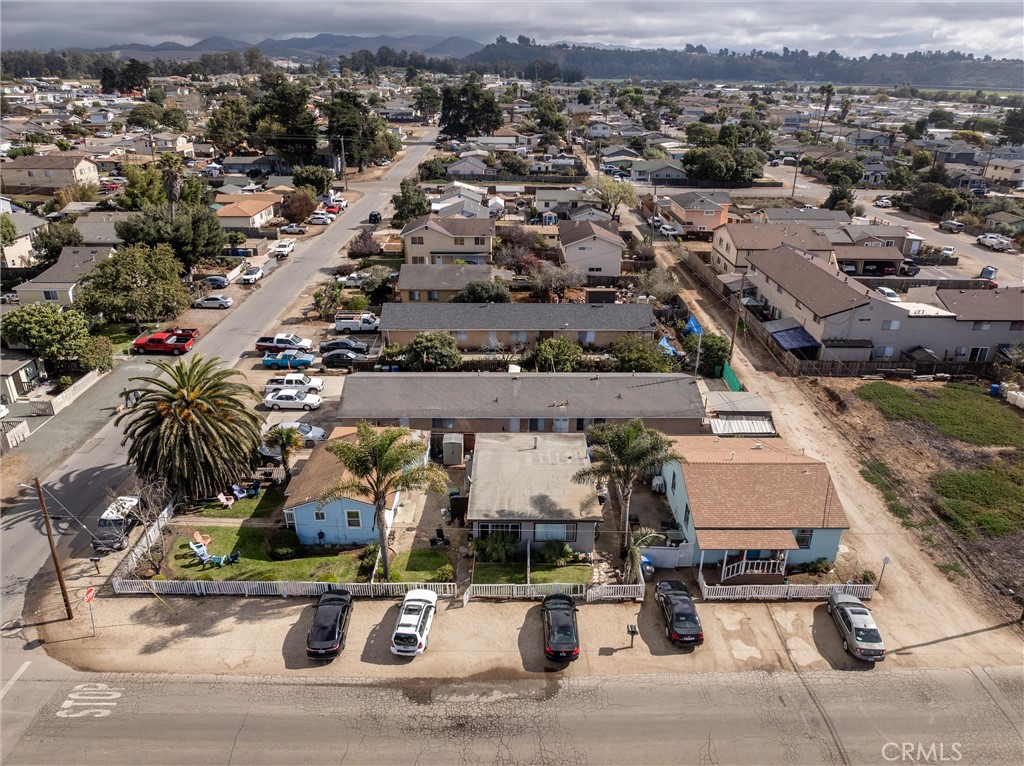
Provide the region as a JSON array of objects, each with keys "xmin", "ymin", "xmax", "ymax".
[
  {"xmin": 34, "ymin": 478, "xmax": 73, "ymax": 620},
  {"xmin": 728, "ymin": 272, "xmax": 746, "ymax": 360},
  {"xmin": 339, "ymin": 135, "xmax": 348, "ymax": 192},
  {"xmin": 790, "ymin": 154, "xmax": 800, "ymax": 199}
]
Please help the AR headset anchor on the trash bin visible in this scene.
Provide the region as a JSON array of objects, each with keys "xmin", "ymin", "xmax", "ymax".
[{"xmin": 989, "ymin": 383, "xmax": 1001, "ymax": 397}]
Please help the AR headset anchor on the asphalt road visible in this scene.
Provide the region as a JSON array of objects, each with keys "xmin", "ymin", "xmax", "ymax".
[{"xmin": 3, "ymin": 665, "xmax": 1021, "ymax": 765}]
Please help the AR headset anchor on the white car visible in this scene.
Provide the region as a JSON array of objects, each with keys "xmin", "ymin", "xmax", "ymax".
[
  {"xmin": 307, "ymin": 215, "xmax": 332, "ymax": 226},
  {"xmin": 874, "ymin": 197, "xmax": 892, "ymax": 208},
  {"xmin": 240, "ymin": 266, "xmax": 264, "ymax": 284},
  {"xmin": 193, "ymin": 294, "xmax": 233, "ymax": 309},
  {"xmin": 274, "ymin": 239, "xmax": 295, "ymax": 257},
  {"xmin": 263, "ymin": 389, "xmax": 322, "ymax": 411},
  {"xmin": 391, "ymin": 589, "xmax": 438, "ymax": 656},
  {"xmin": 659, "ymin": 224, "xmax": 679, "ymax": 237},
  {"xmin": 648, "ymin": 216, "xmax": 663, "ymax": 227},
  {"xmin": 263, "ymin": 421, "xmax": 327, "ymax": 448},
  {"xmin": 339, "ymin": 272, "xmax": 365, "ymax": 287},
  {"xmin": 875, "ymin": 287, "xmax": 901, "ymax": 303}
]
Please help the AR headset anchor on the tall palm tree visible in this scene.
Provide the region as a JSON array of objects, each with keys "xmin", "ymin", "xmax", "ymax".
[
  {"xmin": 158, "ymin": 152, "xmax": 184, "ymax": 219},
  {"xmin": 319, "ymin": 422, "xmax": 448, "ymax": 580},
  {"xmin": 571, "ymin": 419, "xmax": 681, "ymax": 544},
  {"xmin": 264, "ymin": 425, "xmax": 303, "ymax": 478},
  {"xmin": 116, "ymin": 355, "xmax": 262, "ymax": 501},
  {"xmin": 818, "ymin": 83, "xmax": 836, "ymax": 136},
  {"xmin": 838, "ymin": 97, "xmax": 853, "ymax": 124},
  {"xmin": 625, "ymin": 527, "xmax": 665, "ymax": 583}
]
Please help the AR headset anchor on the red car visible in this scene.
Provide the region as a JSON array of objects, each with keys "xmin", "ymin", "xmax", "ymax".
[
  {"xmin": 324, "ymin": 204, "xmax": 341, "ymax": 214},
  {"xmin": 101, "ymin": 182, "xmax": 120, "ymax": 192}
]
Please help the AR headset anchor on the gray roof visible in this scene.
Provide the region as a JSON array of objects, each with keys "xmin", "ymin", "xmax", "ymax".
[
  {"xmin": 74, "ymin": 212, "xmax": 131, "ymax": 246},
  {"xmin": 747, "ymin": 247, "xmax": 870, "ymax": 318},
  {"xmin": 338, "ymin": 372, "xmax": 706, "ymax": 421},
  {"xmin": 17, "ymin": 246, "xmax": 113, "ymax": 289},
  {"xmin": 7, "ymin": 211, "xmax": 48, "ymax": 238},
  {"xmin": 396, "ymin": 263, "xmax": 495, "ymax": 291},
  {"xmin": 935, "ymin": 288, "xmax": 1024, "ymax": 322},
  {"xmin": 704, "ymin": 391, "xmax": 773, "ymax": 417},
  {"xmin": 379, "ymin": 303, "xmax": 657, "ymax": 332},
  {"xmin": 668, "ymin": 191, "xmax": 730, "ymax": 210},
  {"xmin": 467, "ymin": 433, "xmax": 602, "ymax": 523},
  {"xmin": 760, "ymin": 208, "xmax": 852, "ymax": 225}
]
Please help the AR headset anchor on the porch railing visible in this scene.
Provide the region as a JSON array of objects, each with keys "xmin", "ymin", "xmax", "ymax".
[
  {"xmin": 722, "ymin": 558, "xmax": 786, "ymax": 581},
  {"xmin": 699, "ymin": 571, "xmax": 874, "ymax": 601}
]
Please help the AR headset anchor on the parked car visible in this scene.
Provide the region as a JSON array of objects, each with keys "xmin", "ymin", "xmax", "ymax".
[
  {"xmin": 201, "ymin": 275, "xmax": 230, "ymax": 289},
  {"xmin": 240, "ymin": 266, "xmax": 264, "ymax": 284},
  {"xmin": 193, "ymin": 294, "xmax": 233, "ymax": 310},
  {"xmin": 320, "ymin": 338, "xmax": 370, "ymax": 354},
  {"xmin": 875, "ymin": 286, "xmax": 901, "ymax": 303},
  {"xmin": 256, "ymin": 445, "xmax": 283, "ymax": 467},
  {"xmin": 839, "ymin": 262, "xmax": 857, "ymax": 274},
  {"xmin": 306, "ymin": 590, "xmax": 353, "ymax": 659},
  {"xmin": 654, "ymin": 580, "xmax": 704, "ymax": 647},
  {"xmin": 541, "ymin": 593, "xmax": 580, "ymax": 662},
  {"xmin": 91, "ymin": 529, "xmax": 129, "ymax": 553},
  {"xmin": 827, "ymin": 592, "xmax": 886, "ymax": 662},
  {"xmin": 264, "ymin": 389, "xmax": 322, "ymax": 411},
  {"xmin": 274, "ymin": 240, "xmax": 295, "ymax": 257},
  {"xmin": 647, "ymin": 216, "xmax": 663, "ymax": 227},
  {"xmin": 307, "ymin": 215, "xmax": 332, "ymax": 226},
  {"xmin": 322, "ymin": 349, "xmax": 368, "ymax": 368},
  {"xmin": 939, "ymin": 220, "xmax": 965, "ymax": 233},
  {"xmin": 899, "ymin": 259, "xmax": 921, "ymax": 276},
  {"xmin": 324, "ymin": 204, "xmax": 341, "ymax": 214},
  {"xmin": 391, "ymin": 589, "xmax": 438, "ymax": 656},
  {"xmin": 263, "ymin": 421, "xmax": 326, "ymax": 448},
  {"xmin": 339, "ymin": 272, "xmax": 365, "ymax": 288},
  {"xmin": 874, "ymin": 197, "xmax": 892, "ymax": 208},
  {"xmin": 659, "ymin": 224, "xmax": 679, "ymax": 237},
  {"xmin": 977, "ymin": 233, "xmax": 1012, "ymax": 251},
  {"xmin": 368, "ymin": 211, "xmax": 382, "ymax": 225},
  {"xmin": 281, "ymin": 223, "xmax": 308, "ymax": 235}
]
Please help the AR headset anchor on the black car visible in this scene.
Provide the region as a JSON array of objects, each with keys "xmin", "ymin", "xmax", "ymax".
[
  {"xmin": 654, "ymin": 580, "xmax": 704, "ymax": 647},
  {"xmin": 322, "ymin": 350, "xmax": 368, "ymax": 368},
  {"xmin": 541, "ymin": 593, "xmax": 580, "ymax": 662},
  {"xmin": 320, "ymin": 338, "xmax": 370, "ymax": 354},
  {"xmin": 201, "ymin": 275, "xmax": 230, "ymax": 289},
  {"xmin": 256, "ymin": 445, "xmax": 283, "ymax": 467},
  {"xmin": 306, "ymin": 590, "xmax": 353, "ymax": 659},
  {"xmin": 91, "ymin": 530, "xmax": 128, "ymax": 553},
  {"xmin": 368, "ymin": 211, "xmax": 382, "ymax": 225}
]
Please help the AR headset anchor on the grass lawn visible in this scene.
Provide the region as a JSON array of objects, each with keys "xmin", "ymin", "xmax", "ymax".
[
  {"xmin": 192, "ymin": 487, "xmax": 286, "ymax": 519},
  {"xmin": 856, "ymin": 382, "xmax": 1024, "ymax": 449},
  {"xmin": 531, "ymin": 565, "xmax": 592, "ymax": 584},
  {"xmin": 165, "ymin": 526, "xmax": 361, "ymax": 582},
  {"xmin": 94, "ymin": 322, "xmax": 155, "ymax": 355},
  {"xmin": 472, "ymin": 562, "xmax": 527, "ymax": 584},
  {"xmin": 389, "ymin": 548, "xmax": 451, "ymax": 582},
  {"xmin": 930, "ymin": 463, "xmax": 1024, "ymax": 538}
]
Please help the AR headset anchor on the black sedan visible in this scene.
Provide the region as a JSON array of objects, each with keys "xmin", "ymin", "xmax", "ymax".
[
  {"xmin": 320, "ymin": 338, "xmax": 370, "ymax": 354},
  {"xmin": 654, "ymin": 580, "xmax": 704, "ymax": 647},
  {"xmin": 306, "ymin": 590, "xmax": 353, "ymax": 659},
  {"xmin": 541, "ymin": 593, "xmax": 580, "ymax": 662},
  {"xmin": 321, "ymin": 350, "xmax": 368, "ymax": 368}
]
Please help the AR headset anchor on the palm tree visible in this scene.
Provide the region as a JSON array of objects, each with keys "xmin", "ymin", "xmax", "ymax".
[
  {"xmin": 263, "ymin": 425, "xmax": 304, "ymax": 478},
  {"xmin": 838, "ymin": 97, "xmax": 853, "ymax": 124},
  {"xmin": 319, "ymin": 422, "xmax": 448, "ymax": 580},
  {"xmin": 158, "ymin": 152, "xmax": 183, "ymax": 219},
  {"xmin": 571, "ymin": 419, "xmax": 681, "ymax": 544},
  {"xmin": 818, "ymin": 83, "xmax": 836, "ymax": 136},
  {"xmin": 624, "ymin": 527, "xmax": 665, "ymax": 583},
  {"xmin": 116, "ymin": 355, "xmax": 262, "ymax": 501}
]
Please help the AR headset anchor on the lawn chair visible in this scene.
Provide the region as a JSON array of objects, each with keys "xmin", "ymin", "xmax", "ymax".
[
  {"xmin": 231, "ymin": 483, "xmax": 246, "ymax": 499},
  {"xmin": 216, "ymin": 492, "xmax": 235, "ymax": 509},
  {"xmin": 246, "ymin": 480, "xmax": 262, "ymax": 499},
  {"xmin": 189, "ymin": 541, "xmax": 208, "ymax": 557},
  {"xmin": 212, "ymin": 551, "xmax": 242, "ymax": 568},
  {"xmin": 192, "ymin": 531, "xmax": 212, "ymax": 547},
  {"xmin": 197, "ymin": 551, "xmax": 214, "ymax": 569}
]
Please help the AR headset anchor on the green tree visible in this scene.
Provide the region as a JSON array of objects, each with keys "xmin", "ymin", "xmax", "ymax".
[
  {"xmin": 320, "ymin": 422, "xmax": 448, "ymax": 579},
  {"xmin": 682, "ymin": 145, "xmax": 736, "ymax": 182},
  {"xmin": 78, "ymin": 335, "xmax": 115, "ymax": 373},
  {"xmin": 920, "ymin": 162, "xmax": 950, "ymax": 185},
  {"xmin": 583, "ymin": 174, "xmax": 638, "ymax": 212},
  {"xmin": 30, "ymin": 219, "xmax": 83, "ymax": 267},
  {"xmin": 282, "ymin": 186, "xmax": 318, "ymax": 223},
  {"xmin": 263, "ymin": 425, "xmax": 304, "ymax": 478},
  {"xmin": 157, "ymin": 152, "xmax": 184, "ymax": 218},
  {"xmin": 161, "ymin": 107, "xmax": 188, "ymax": 132},
  {"xmin": 78, "ymin": 243, "xmax": 190, "ymax": 332},
  {"xmin": 324, "ymin": 90, "xmax": 388, "ymax": 172},
  {"xmin": 403, "ymin": 331, "xmax": 463, "ymax": 371},
  {"xmin": 529, "ymin": 336, "xmax": 582, "ymax": 372},
  {"xmin": 576, "ymin": 88, "xmax": 594, "ymax": 106},
  {"xmin": 390, "ymin": 177, "xmax": 430, "ymax": 224},
  {"xmin": 418, "ymin": 156, "xmax": 448, "ymax": 181},
  {"xmin": 886, "ymin": 165, "xmax": 914, "ymax": 190},
  {"xmin": 115, "ymin": 205, "xmax": 226, "ymax": 272},
  {"xmin": 731, "ymin": 147, "xmax": 768, "ymax": 183},
  {"xmin": 205, "ymin": 96, "xmax": 251, "ymax": 153},
  {"xmin": 823, "ymin": 185, "xmax": 856, "ymax": 210},
  {"xmin": 610, "ymin": 334, "xmax": 673, "ymax": 373},
  {"xmin": 117, "ymin": 356, "xmax": 262, "ymax": 502},
  {"xmin": 126, "ymin": 102, "xmax": 163, "ymax": 130},
  {"xmin": 117, "ymin": 165, "xmax": 167, "ymax": 210},
  {"xmin": 624, "ymin": 527, "xmax": 666, "ymax": 582},
  {"xmin": 0, "ymin": 213, "xmax": 17, "ymax": 250},
  {"xmin": 292, "ymin": 165, "xmax": 336, "ymax": 197},
  {"xmin": 147, "ymin": 86, "xmax": 166, "ymax": 104},
  {"xmin": 1, "ymin": 303, "xmax": 89, "ymax": 372},
  {"xmin": 250, "ymin": 77, "xmax": 318, "ymax": 166},
  {"xmin": 440, "ymin": 78, "xmax": 503, "ymax": 138},
  {"xmin": 312, "ymin": 281, "xmax": 345, "ymax": 320},
  {"xmin": 6, "ymin": 146, "xmax": 35, "ymax": 158},
  {"xmin": 498, "ymin": 152, "xmax": 529, "ymax": 175},
  {"xmin": 911, "ymin": 150, "xmax": 933, "ymax": 170},
  {"xmin": 413, "ymin": 85, "xmax": 441, "ymax": 121},
  {"xmin": 450, "ymin": 280, "xmax": 511, "ymax": 303},
  {"xmin": 682, "ymin": 332, "xmax": 731, "ymax": 377},
  {"xmin": 999, "ymin": 107, "xmax": 1024, "ymax": 146},
  {"xmin": 571, "ymin": 419, "xmax": 680, "ymax": 542},
  {"xmin": 717, "ymin": 124, "xmax": 740, "ymax": 148},
  {"xmin": 817, "ymin": 83, "xmax": 836, "ymax": 134},
  {"xmin": 685, "ymin": 122, "xmax": 719, "ymax": 147},
  {"xmin": 819, "ymin": 158, "xmax": 864, "ymax": 186}
]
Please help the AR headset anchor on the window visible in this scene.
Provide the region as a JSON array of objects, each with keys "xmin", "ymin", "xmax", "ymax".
[
  {"xmin": 451, "ymin": 330, "xmax": 468, "ymax": 341},
  {"xmin": 346, "ymin": 510, "xmax": 361, "ymax": 528},
  {"xmin": 578, "ymin": 331, "xmax": 595, "ymax": 344},
  {"xmin": 874, "ymin": 346, "xmax": 895, "ymax": 359},
  {"xmin": 474, "ymin": 237, "xmax": 485, "ymax": 245},
  {"xmin": 881, "ymin": 319, "xmax": 900, "ymax": 331},
  {"xmin": 883, "ymin": 240, "xmax": 895, "ymax": 247},
  {"xmin": 969, "ymin": 347, "xmax": 989, "ymax": 362},
  {"xmin": 588, "ymin": 266, "xmax": 602, "ymax": 273},
  {"xmin": 453, "ymin": 237, "xmax": 465, "ymax": 245},
  {"xmin": 431, "ymin": 418, "xmax": 455, "ymax": 429},
  {"xmin": 411, "ymin": 256, "xmax": 426, "ymax": 264},
  {"xmin": 411, "ymin": 236, "xmax": 424, "ymax": 245},
  {"xmin": 704, "ymin": 210, "xmax": 715, "ymax": 216},
  {"xmin": 683, "ymin": 504, "xmax": 691, "ymax": 528},
  {"xmin": 1011, "ymin": 321, "xmax": 1024, "ymax": 332},
  {"xmin": 43, "ymin": 290, "xmax": 59, "ymax": 301},
  {"xmin": 578, "ymin": 246, "xmax": 591, "ymax": 251},
  {"xmin": 427, "ymin": 290, "xmax": 440, "ymax": 301},
  {"xmin": 510, "ymin": 331, "xmax": 527, "ymax": 344},
  {"xmin": 27, "ymin": 170, "xmax": 36, "ymax": 177},
  {"xmin": 795, "ymin": 529, "xmax": 813, "ymax": 549},
  {"xmin": 776, "ymin": 284, "xmax": 783, "ymax": 294},
  {"xmin": 408, "ymin": 290, "xmax": 421, "ymax": 301},
  {"xmin": 671, "ymin": 472, "xmax": 677, "ymax": 494},
  {"xmin": 795, "ymin": 300, "xmax": 803, "ymax": 310},
  {"xmin": 528, "ymin": 418, "xmax": 545, "ymax": 432},
  {"xmin": 478, "ymin": 523, "xmax": 521, "ymax": 540},
  {"xmin": 534, "ymin": 523, "xmax": 577, "ymax": 542},
  {"xmin": 972, "ymin": 321, "xmax": 990, "ymax": 331},
  {"xmin": 314, "ymin": 510, "xmax": 326, "ymax": 521}
]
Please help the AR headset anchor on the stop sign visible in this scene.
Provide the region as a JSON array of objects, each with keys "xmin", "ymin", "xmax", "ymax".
[{"xmin": 84, "ymin": 587, "xmax": 96, "ymax": 605}]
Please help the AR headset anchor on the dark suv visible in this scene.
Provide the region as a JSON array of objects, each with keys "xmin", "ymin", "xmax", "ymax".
[{"xmin": 368, "ymin": 211, "xmax": 382, "ymax": 225}]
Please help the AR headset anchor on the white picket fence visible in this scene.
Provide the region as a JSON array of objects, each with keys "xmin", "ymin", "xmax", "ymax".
[
  {"xmin": 111, "ymin": 497, "xmax": 177, "ymax": 582},
  {"xmin": 112, "ymin": 577, "xmax": 456, "ymax": 598},
  {"xmin": 698, "ymin": 571, "xmax": 875, "ymax": 601},
  {"xmin": 463, "ymin": 583, "xmax": 587, "ymax": 601},
  {"xmin": 586, "ymin": 565, "xmax": 645, "ymax": 603}
]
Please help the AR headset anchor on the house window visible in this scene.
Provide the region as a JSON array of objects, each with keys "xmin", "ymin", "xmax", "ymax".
[
  {"xmin": 411, "ymin": 236, "xmax": 424, "ymax": 245},
  {"xmin": 969, "ymin": 347, "xmax": 989, "ymax": 363},
  {"xmin": 27, "ymin": 170, "xmax": 36, "ymax": 177},
  {"xmin": 578, "ymin": 331, "xmax": 595, "ymax": 344},
  {"xmin": 683, "ymin": 504, "xmax": 691, "ymax": 528},
  {"xmin": 478, "ymin": 523, "xmax": 521, "ymax": 540},
  {"xmin": 510, "ymin": 331, "xmax": 528, "ymax": 344},
  {"xmin": 776, "ymin": 285, "xmax": 783, "ymax": 294},
  {"xmin": 346, "ymin": 510, "xmax": 361, "ymax": 528},
  {"xmin": 704, "ymin": 210, "xmax": 715, "ymax": 216},
  {"xmin": 528, "ymin": 418, "xmax": 545, "ymax": 432},
  {"xmin": 972, "ymin": 321, "xmax": 990, "ymax": 331},
  {"xmin": 411, "ymin": 257, "xmax": 426, "ymax": 264},
  {"xmin": 453, "ymin": 237, "xmax": 465, "ymax": 245},
  {"xmin": 451, "ymin": 330, "xmax": 468, "ymax": 341},
  {"xmin": 534, "ymin": 523, "xmax": 577, "ymax": 542},
  {"xmin": 795, "ymin": 529, "xmax": 813, "ymax": 549},
  {"xmin": 431, "ymin": 418, "xmax": 455, "ymax": 429},
  {"xmin": 314, "ymin": 510, "xmax": 326, "ymax": 521},
  {"xmin": 671, "ymin": 472, "xmax": 677, "ymax": 494},
  {"xmin": 874, "ymin": 346, "xmax": 895, "ymax": 359},
  {"xmin": 43, "ymin": 290, "xmax": 59, "ymax": 301},
  {"xmin": 474, "ymin": 237, "xmax": 485, "ymax": 245},
  {"xmin": 883, "ymin": 240, "xmax": 895, "ymax": 247},
  {"xmin": 1010, "ymin": 321, "xmax": 1024, "ymax": 332},
  {"xmin": 427, "ymin": 291, "xmax": 440, "ymax": 301},
  {"xmin": 588, "ymin": 267, "xmax": 602, "ymax": 272},
  {"xmin": 409, "ymin": 290, "xmax": 421, "ymax": 301},
  {"xmin": 795, "ymin": 300, "xmax": 803, "ymax": 309},
  {"xmin": 881, "ymin": 319, "xmax": 900, "ymax": 331}
]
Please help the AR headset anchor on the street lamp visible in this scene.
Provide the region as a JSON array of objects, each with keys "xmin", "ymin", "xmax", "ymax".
[{"xmin": 18, "ymin": 480, "xmax": 73, "ymax": 620}]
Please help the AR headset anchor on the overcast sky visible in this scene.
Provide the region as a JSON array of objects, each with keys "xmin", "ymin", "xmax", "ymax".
[{"xmin": 4, "ymin": 0, "xmax": 1024, "ymax": 61}]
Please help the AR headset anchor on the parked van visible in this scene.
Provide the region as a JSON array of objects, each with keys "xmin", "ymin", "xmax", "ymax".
[{"xmin": 97, "ymin": 496, "xmax": 143, "ymax": 534}]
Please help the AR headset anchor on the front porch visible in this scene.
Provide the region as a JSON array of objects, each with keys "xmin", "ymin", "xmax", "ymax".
[{"xmin": 695, "ymin": 529, "xmax": 797, "ymax": 583}]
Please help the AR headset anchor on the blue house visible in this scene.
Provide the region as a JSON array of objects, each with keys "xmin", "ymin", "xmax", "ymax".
[
  {"xmin": 659, "ymin": 437, "xmax": 849, "ymax": 584},
  {"xmin": 282, "ymin": 429, "xmax": 385, "ymax": 546}
]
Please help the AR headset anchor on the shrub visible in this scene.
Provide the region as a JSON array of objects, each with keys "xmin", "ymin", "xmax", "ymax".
[
  {"xmin": 861, "ymin": 570, "xmax": 877, "ymax": 584},
  {"xmin": 540, "ymin": 540, "xmax": 573, "ymax": 566},
  {"xmin": 151, "ymin": 574, "xmax": 167, "ymax": 581},
  {"xmin": 433, "ymin": 563, "xmax": 455, "ymax": 582},
  {"xmin": 360, "ymin": 543, "xmax": 379, "ymax": 565},
  {"xmin": 58, "ymin": 375, "xmax": 74, "ymax": 390},
  {"xmin": 266, "ymin": 528, "xmax": 301, "ymax": 560},
  {"xmin": 473, "ymin": 531, "xmax": 519, "ymax": 564},
  {"xmin": 346, "ymin": 295, "xmax": 370, "ymax": 312},
  {"xmin": 808, "ymin": 557, "xmax": 830, "ymax": 575},
  {"xmin": 317, "ymin": 574, "xmax": 339, "ymax": 583}
]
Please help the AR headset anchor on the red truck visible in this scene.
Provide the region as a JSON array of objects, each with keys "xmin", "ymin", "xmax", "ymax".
[{"xmin": 132, "ymin": 327, "xmax": 199, "ymax": 355}]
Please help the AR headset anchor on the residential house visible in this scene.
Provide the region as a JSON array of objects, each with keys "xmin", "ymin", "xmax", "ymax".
[
  {"xmin": 1, "ymin": 212, "xmax": 47, "ymax": 267},
  {"xmin": 13, "ymin": 246, "xmax": 113, "ymax": 306},
  {"xmin": 823, "ymin": 224, "xmax": 922, "ymax": 259},
  {"xmin": 588, "ymin": 121, "xmax": 613, "ymax": 139},
  {"xmin": 281, "ymin": 428, "xmax": 385, "ymax": 546},
  {"xmin": 629, "ymin": 159, "xmax": 687, "ymax": 185},
  {"xmin": 662, "ymin": 191, "xmax": 730, "ymax": 234},
  {"xmin": 467, "ymin": 433, "xmax": 603, "ymax": 554},
  {"xmin": 147, "ymin": 132, "xmax": 194, "ymax": 157},
  {"xmin": 395, "ymin": 263, "xmax": 501, "ymax": 303},
  {"xmin": 985, "ymin": 211, "xmax": 1024, "ymax": 233},
  {"xmin": 0, "ymin": 349, "xmax": 46, "ymax": 405},
  {"xmin": 659, "ymin": 436, "xmax": 849, "ymax": 581},
  {"xmin": 985, "ymin": 158, "xmax": 1024, "ymax": 190},
  {"xmin": 753, "ymin": 208, "xmax": 852, "ymax": 230},
  {"xmin": 535, "ymin": 188, "xmax": 589, "ymax": 216},
  {"xmin": 400, "ymin": 215, "xmax": 495, "ymax": 265},
  {"xmin": 0, "ymin": 154, "xmax": 100, "ymax": 195},
  {"xmin": 711, "ymin": 223, "xmax": 833, "ymax": 274},
  {"xmin": 215, "ymin": 198, "xmax": 275, "ymax": 230},
  {"xmin": 87, "ymin": 110, "xmax": 115, "ymax": 124},
  {"xmin": 435, "ymin": 197, "xmax": 488, "ymax": 219},
  {"xmin": 337, "ymin": 372, "xmax": 707, "ymax": 435},
  {"xmin": 446, "ymin": 156, "xmax": 495, "ymax": 178},
  {"xmin": 379, "ymin": 302, "xmax": 657, "ymax": 350},
  {"xmin": 557, "ymin": 220, "xmax": 625, "ymax": 279},
  {"xmin": 74, "ymin": 212, "xmax": 131, "ymax": 247}
]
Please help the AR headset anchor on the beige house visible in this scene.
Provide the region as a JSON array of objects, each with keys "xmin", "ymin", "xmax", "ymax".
[
  {"xmin": 13, "ymin": 246, "xmax": 114, "ymax": 306},
  {"xmin": 984, "ymin": 158, "xmax": 1024, "ymax": 190},
  {"xmin": 400, "ymin": 214, "xmax": 495, "ymax": 265},
  {"xmin": 711, "ymin": 223, "xmax": 833, "ymax": 273},
  {"xmin": 215, "ymin": 199, "xmax": 275, "ymax": 230},
  {"xmin": 557, "ymin": 220, "xmax": 624, "ymax": 279},
  {"xmin": 1, "ymin": 212, "xmax": 47, "ymax": 268},
  {"xmin": 0, "ymin": 154, "xmax": 100, "ymax": 195},
  {"xmin": 395, "ymin": 263, "xmax": 499, "ymax": 303}
]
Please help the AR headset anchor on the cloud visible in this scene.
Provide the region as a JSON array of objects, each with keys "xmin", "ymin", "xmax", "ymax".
[{"xmin": 3, "ymin": 0, "xmax": 1023, "ymax": 60}]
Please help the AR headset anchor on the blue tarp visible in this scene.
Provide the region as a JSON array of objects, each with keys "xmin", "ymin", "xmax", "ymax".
[
  {"xmin": 771, "ymin": 326, "xmax": 820, "ymax": 351},
  {"xmin": 659, "ymin": 337, "xmax": 684, "ymax": 357},
  {"xmin": 685, "ymin": 316, "xmax": 704, "ymax": 335}
]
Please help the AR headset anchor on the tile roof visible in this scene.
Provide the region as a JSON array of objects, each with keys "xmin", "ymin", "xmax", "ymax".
[
  {"xmin": 747, "ymin": 246, "xmax": 870, "ymax": 318},
  {"xmin": 338, "ymin": 372, "xmax": 706, "ymax": 421},
  {"xmin": 723, "ymin": 223, "xmax": 833, "ymax": 252},
  {"xmin": 380, "ymin": 302, "xmax": 657, "ymax": 332},
  {"xmin": 557, "ymin": 220, "xmax": 624, "ymax": 248},
  {"xmin": 935, "ymin": 288, "xmax": 1024, "ymax": 322}
]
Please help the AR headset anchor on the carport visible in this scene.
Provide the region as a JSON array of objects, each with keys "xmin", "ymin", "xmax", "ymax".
[{"xmin": 770, "ymin": 325, "xmax": 820, "ymax": 361}]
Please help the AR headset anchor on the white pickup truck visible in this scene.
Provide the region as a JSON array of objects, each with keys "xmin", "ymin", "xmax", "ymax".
[
  {"xmin": 335, "ymin": 312, "xmax": 380, "ymax": 334},
  {"xmin": 976, "ymin": 233, "xmax": 1012, "ymax": 251},
  {"xmin": 264, "ymin": 372, "xmax": 324, "ymax": 394}
]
